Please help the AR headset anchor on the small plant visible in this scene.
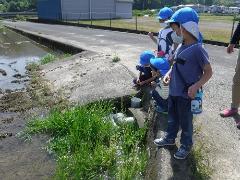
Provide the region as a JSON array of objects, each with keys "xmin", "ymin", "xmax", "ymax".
[
  {"xmin": 61, "ymin": 53, "xmax": 72, "ymax": 58},
  {"xmin": 190, "ymin": 142, "xmax": 213, "ymax": 180},
  {"xmin": 14, "ymin": 15, "xmax": 26, "ymax": 21},
  {"xmin": 40, "ymin": 53, "xmax": 56, "ymax": 65},
  {"xmin": 112, "ymin": 55, "xmax": 121, "ymax": 63},
  {"xmin": 26, "ymin": 62, "xmax": 40, "ymax": 72}
]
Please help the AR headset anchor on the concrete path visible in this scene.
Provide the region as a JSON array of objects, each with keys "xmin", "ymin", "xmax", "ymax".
[{"xmin": 3, "ymin": 21, "xmax": 240, "ymax": 180}]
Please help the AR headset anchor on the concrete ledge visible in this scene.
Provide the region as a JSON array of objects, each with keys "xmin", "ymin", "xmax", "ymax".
[{"xmin": 6, "ymin": 26, "xmax": 83, "ymax": 54}]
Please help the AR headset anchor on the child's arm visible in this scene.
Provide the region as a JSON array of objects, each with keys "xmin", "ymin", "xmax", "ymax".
[
  {"xmin": 139, "ymin": 74, "xmax": 159, "ymax": 86},
  {"xmin": 139, "ymin": 77, "xmax": 155, "ymax": 86},
  {"xmin": 163, "ymin": 65, "xmax": 173, "ymax": 85},
  {"xmin": 188, "ymin": 63, "xmax": 213, "ymax": 99},
  {"xmin": 148, "ymin": 32, "xmax": 158, "ymax": 45}
]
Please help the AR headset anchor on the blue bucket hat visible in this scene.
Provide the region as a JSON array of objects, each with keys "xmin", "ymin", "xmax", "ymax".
[
  {"xmin": 166, "ymin": 7, "xmax": 201, "ymax": 40},
  {"xmin": 150, "ymin": 57, "xmax": 170, "ymax": 76},
  {"xmin": 157, "ymin": 7, "xmax": 173, "ymax": 20},
  {"xmin": 139, "ymin": 51, "xmax": 155, "ymax": 65}
]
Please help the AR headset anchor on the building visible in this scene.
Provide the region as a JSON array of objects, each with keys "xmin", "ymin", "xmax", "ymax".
[
  {"xmin": 37, "ymin": 0, "xmax": 133, "ymax": 20},
  {"xmin": 235, "ymin": 0, "xmax": 240, "ymax": 7},
  {"xmin": 171, "ymin": 4, "xmax": 207, "ymax": 13},
  {"xmin": 220, "ymin": 6, "xmax": 230, "ymax": 14},
  {"xmin": 209, "ymin": 5, "xmax": 222, "ymax": 13},
  {"xmin": 229, "ymin": 6, "xmax": 240, "ymax": 14},
  {"xmin": 184, "ymin": 4, "xmax": 205, "ymax": 13}
]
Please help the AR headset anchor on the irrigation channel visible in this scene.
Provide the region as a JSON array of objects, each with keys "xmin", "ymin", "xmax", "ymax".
[
  {"xmin": 0, "ymin": 27, "xmax": 151, "ymax": 179},
  {"xmin": 0, "ymin": 27, "xmax": 58, "ymax": 178},
  {"xmin": 0, "ymin": 28, "xmax": 49, "ymax": 93}
]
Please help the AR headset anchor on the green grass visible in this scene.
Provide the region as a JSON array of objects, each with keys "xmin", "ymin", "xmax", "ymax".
[
  {"xmin": 70, "ymin": 14, "xmax": 235, "ymax": 43},
  {"xmin": 40, "ymin": 53, "xmax": 56, "ymax": 64},
  {"xmin": 40, "ymin": 53, "xmax": 72, "ymax": 65},
  {"xmin": 199, "ymin": 13, "xmax": 234, "ymax": 22},
  {"xmin": 112, "ymin": 55, "xmax": 121, "ymax": 63},
  {"xmin": 190, "ymin": 142, "xmax": 213, "ymax": 180},
  {"xmin": 22, "ymin": 101, "xmax": 148, "ymax": 179}
]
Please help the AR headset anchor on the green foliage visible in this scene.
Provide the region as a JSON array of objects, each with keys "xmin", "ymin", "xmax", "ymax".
[
  {"xmin": 0, "ymin": 0, "xmax": 36, "ymax": 12},
  {"xmin": 22, "ymin": 102, "xmax": 148, "ymax": 179},
  {"xmin": 40, "ymin": 53, "xmax": 56, "ymax": 65},
  {"xmin": 133, "ymin": 9, "xmax": 157, "ymax": 17},
  {"xmin": 133, "ymin": 0, "xmax": 236, "ymax": 9},
  {"xmin": 190, "ymin": 142, "xmax": 213, "ymax": 180},
  {"xmin": 40, "ymin": 53, "xmax": 71, "ymax": 65},
  {"xmin": 14, "ymin": 14, "xmax": 26, "ymax": 21},
  {"xmin": 112, "ymin": 55, "xmax": 121, "ymax": 63},
  {"xmin": 0, "ymin": 0, "xmax": 236, "ymax": 13}
]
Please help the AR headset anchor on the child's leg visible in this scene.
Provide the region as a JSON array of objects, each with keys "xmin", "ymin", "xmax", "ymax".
[
  {"xmin": 177, "ymin": 97, "xmax": 193, "ymax": 149},
  {"xmin": 232, "ymin": 56, "xmax": 240, "ymax": 109},
  {"xmin": 152, "ymin": 89, "xmax": 168, "ymax": 110},
  {"xmin": 165, "ymin": 96, "xmax": 179, "ymax": 140}
]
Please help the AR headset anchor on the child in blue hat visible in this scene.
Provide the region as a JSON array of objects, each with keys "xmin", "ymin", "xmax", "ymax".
[
  {"xmin": 154, "ymin": 7, "xmax": 213, "ymax": 160},
  {"xmin": 166, "ymin": 7, "xmax": 203, "ymax": 44},
  {"xmin": 150, "ymin": 57, "xmax": 170, "ymax": 114},
  {"xmin": 148, "ymin": 7, "xmax": 175, "ymax": 60},
  {"xmin": 133, "ymin": 51, "xmax": 158, "ymax": 87}
]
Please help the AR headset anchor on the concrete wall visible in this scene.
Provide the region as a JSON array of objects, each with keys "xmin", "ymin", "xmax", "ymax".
[
  {"xmin": 116, "ymin": 2, "xmax": 132, "ymax": 19},
  {"xmin": 37, "ymin": 0, "xmax": 133, "ymax": 20},
  {"xmin": 37, "ymin": 0, "xmax": 61, "ymax": 20},
  {"xmin": 61, "ymin": 0, "xmax": 89, "ymax": 20},
  {"xmin": 91, "ymin": 0, "xmax": 115, "ymax": 19}
]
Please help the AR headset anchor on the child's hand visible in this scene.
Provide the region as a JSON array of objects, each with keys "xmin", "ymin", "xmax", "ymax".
[
  {"xmin": 151, "ymin": 81, "xmax": 157, "ymax": 87},
  {"xmin": 188, "ymin": 84, "xmax": 199, "ymax": 99},
  {"xmin": 148, "ymin": 32, "xmax": 154, "ymax": 39},
  {"xmin": 227, "ymin": 44, "xmax": 235, "ymax": 54},
  {"xmin": 163, "ymin": 75, "xmax": 170, "ymax": 85},
  {"xmin": 139, "ymin": 81, "xmax": 145, "ymax": 86}
]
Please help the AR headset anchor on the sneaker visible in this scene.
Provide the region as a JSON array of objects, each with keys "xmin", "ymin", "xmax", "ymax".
[
  {"xmin": 155, "ymin": 106, "xmax": 168, "ymax": 114},
  {"xmin": 153, "ymin": 138, "xmax": 175, "ymax": 147},
  {"xmin": 174, "ymin": 145, "xmax": 191, "ymax": 160},
  {"xmin": 220, "ymin": 108, "xmax": 238, "ymax": 117}
]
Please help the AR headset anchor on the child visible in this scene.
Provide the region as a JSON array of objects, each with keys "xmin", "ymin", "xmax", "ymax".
[
  {"xmin": 150, "ymin": 57, "xmax": 170, "ymax": 113},
  {"xmin": 154, "ymin": 7, "xmax": 213, "ymax": 160},
  {"xmin": 133, "ymin": 51, "xmax": 157, "ymax": 87},
  {"xmin": 167, "ymin": 7, "xmax": 204, "ymax": 45},
  {"xmin": 148, "ymin": 7, "xmax": 174, "ymax": 59}
]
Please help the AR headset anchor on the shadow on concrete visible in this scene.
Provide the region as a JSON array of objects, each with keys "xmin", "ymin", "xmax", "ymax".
[{"xmin": 233, "ymin": 113, "xmax": 240, "ymax": 129}]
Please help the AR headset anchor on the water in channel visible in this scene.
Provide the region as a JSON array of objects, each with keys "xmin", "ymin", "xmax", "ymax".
[{"xmin": 0, "ymin": 27, "xmax": 49, "ymax": 93}]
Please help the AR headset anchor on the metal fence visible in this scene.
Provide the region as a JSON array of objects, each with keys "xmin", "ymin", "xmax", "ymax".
[
  {"xmin": 58, "ymin": 12, "xmax": 153, "ymax": 32},
  {"xmin": 0, "ymin": 12, "xmax": 37, "ymax": 18},
  {"xmin": 35, "ymin": 12, "xmax": 237, "ymax": 43}
]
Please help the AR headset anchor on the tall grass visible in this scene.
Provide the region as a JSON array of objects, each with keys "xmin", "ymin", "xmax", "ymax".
[{"xmin": 23, "ymin": 101, "xmax": 148, "ymax": 179}]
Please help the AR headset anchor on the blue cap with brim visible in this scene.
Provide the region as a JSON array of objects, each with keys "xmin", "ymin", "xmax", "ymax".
[
  {"xmin": 165, "ymin": 7, "xmax": 199, "ymax": 24},
  {"xmin": 157, "ymin": 7, "xmax": 173, "ymax": 20},
  {"xmin": 150, "ymin": 57, "xmax": 170, "ymax": 76},
  {"xmin": 139, "ymin": 51, "xmax": 155, "ymax": 65},
  {"xmin": 165, "ymin": 7, "xmax": 201, "ymax": 40}
]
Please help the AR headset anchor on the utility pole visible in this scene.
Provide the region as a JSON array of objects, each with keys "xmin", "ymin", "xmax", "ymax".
[{"xmin": 89, "ymin": 0, "xmax": 92, "ymax": 20}]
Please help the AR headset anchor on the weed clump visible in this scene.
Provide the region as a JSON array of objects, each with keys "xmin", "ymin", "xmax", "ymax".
[{"xmin": 22, "ymin": 101, "xmax": 148, "ymax": 179}]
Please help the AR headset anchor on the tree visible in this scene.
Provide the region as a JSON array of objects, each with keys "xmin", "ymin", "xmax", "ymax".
[{"xmin": 8, "ymin": 1, "xmax": 18, "ymax": 12}]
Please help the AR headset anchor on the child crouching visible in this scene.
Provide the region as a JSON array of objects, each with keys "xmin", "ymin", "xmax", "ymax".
[
  {"xmin": 150, "ymin": 57, "xmax": 170, "ymax": 114},
  {"xmin": 133, "ymin": 51, "xmax": 158, "ymax": 87}
]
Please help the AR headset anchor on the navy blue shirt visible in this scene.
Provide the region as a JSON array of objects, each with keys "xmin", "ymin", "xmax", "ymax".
[{"xmin": 169, "ymin": 43, "xmax": 210, "ymax": 98}]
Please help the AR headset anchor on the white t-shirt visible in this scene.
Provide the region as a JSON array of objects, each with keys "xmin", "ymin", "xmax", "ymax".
[{"xmin": 158, "ymin": 27, "xmax": 174, "ymax": 59}]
